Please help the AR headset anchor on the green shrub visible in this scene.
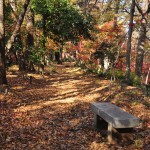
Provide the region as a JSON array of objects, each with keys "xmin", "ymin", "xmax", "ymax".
[
  {"xmin": 98, "ymin": 69, "xmax": 125, "ymax": 80},
  {"xmin": 115, "ymin": 70, "xmax": 125, "ymax": 80},
  {"xmin": 130, "ymin": 73, "xmax": 141, "ymax": 86}
]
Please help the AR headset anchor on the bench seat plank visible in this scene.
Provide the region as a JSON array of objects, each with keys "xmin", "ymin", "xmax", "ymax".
[{"xmin": 91, "ymin": 102, "xmax": 140, "ymax": 128}]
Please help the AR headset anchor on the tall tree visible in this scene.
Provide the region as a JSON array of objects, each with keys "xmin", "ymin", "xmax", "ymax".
[
  {"xmin": 113, "ymin": 0, "xmax": 120, "ymax": 28},
  {"xmin": 9, "ymin": 0, "xmax": 17, "ymax": 21},
  {"xmin": 0, "ymin": 0, "xmax": 7, "ymax": 84},
  {"xmin": 126, "ymin": 0, "xmax": 135, "ymax": 84},
  {"xmin": 26, "ymin": 7, "xmax": 35, "ymax": 71},
  {"xmin": 6, "ymin": 0, "xmax": 30, "ymax": 53},
  {"xmin": 135, "ymin": 0, "xmax": 149, "ymax": 77}
]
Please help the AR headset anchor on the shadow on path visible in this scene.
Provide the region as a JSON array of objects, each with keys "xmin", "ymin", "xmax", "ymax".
[{"xmin": 0, "ymin": 63, "xmax": 149, "ymax": 149}]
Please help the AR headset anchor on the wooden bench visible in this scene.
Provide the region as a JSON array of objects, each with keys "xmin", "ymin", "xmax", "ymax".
[{"xmin": 91, "ymin": 102, "xmax": 140, "ymax": 143}]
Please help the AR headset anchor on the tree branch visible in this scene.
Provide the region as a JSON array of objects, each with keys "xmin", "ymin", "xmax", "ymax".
[
  {"xmin": 135, "ymin": 1, "xmax": 147, "ymax": 23},
  {"xmin": 6, "ymin": 0, "xmax": 30, "ymax": 53},
  {"xmin": 9, "ymin": 0, "xmax": 17, "ymax": 21},
  {"xmin": 88, "ymin": 0, "xmax": 98, "ymax": 13}
]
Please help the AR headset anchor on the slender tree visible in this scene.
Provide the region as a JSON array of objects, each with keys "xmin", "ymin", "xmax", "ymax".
[
  {"xmin": 126, "ymin": 0, "xmax": 135, "ymax": 84},
  {"xmin": 9, "ymin": 0, "xmax": 17, "ymax": 21},
  {"xmin": 6, "ymin": 0, "xmax": 30, "ymax": 53},
  {"xmin": 0, "ymin": 0, "xmax": 7, "ymax": 84},
  {"xmin": 26, "ymin": 7, "xmax": 35, "ymax": 71},
  {"xmin": 113, "ymin": 0, "xmax": 120, "ymax": 28},
  {"xmin": 135, "ymin": 0, "xmax": 149, "ymax": 77}
]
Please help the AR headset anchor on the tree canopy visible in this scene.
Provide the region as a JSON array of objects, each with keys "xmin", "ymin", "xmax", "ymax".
[
  {"xmin": 0, "ymin": 0, "xmax": 149, "ymax": 85},
  {"xmin": 31, "ymin": 0, "xmax": 94, "ymax": 44}
]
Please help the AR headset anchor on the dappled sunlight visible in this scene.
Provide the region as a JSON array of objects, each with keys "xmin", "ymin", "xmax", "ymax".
[
  {"xmin": 13, "ymin": 97, "xmax": 77, "ymax": 113},
  {"xmin": 1, "ymin": 63, "xmax": 149, "ymax": 149},
  {"xmin": 65, "ymin": 68, "xmax": 83, "ymax": 74},
  {"xmin": 0, "ymin": 94, "xmax": 5, "ymax": 100},
  {"xmin": 11, "ymin": 85, "xmax": 26, "ymax": 90},
  {"xmin": 89, "ymin": 86, "xmax": 108, "ymax": 94},
  {"xmin": 89, "ymin": 141, "xmax": 108, "ymax": 150},
  {"xmin": 8, "ymin": 65, "xmax": 19, "ymax": 71},
  {"xmin": 7, "ymin": 74, "xmax": 18, "ymax": 78},
  {"xmin": 125, "ymin": 86, "xmax": 139, "ymax": 90}
]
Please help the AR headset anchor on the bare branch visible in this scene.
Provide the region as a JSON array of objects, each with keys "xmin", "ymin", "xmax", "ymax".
[
  {"xmin": 135, "ymin": 1, "xmax": 147, "ymax": 23},
  {"xmin": 6, "ymin": 0, "xmax": 30, "ymax": 53},
  {"xmin": 122, "ymin": 9, "xmax": 130, "ymax": 14},
  {"xmin": 88, "ymin": 0, "xmax": 98, "ymax": 13},
  {"xmin": 9, "ymin": 0, "xmax": 17, "ymax": 21},
  {"xmin": 146, "ymin": 35, "xmax": 150, "ymax": 41}
]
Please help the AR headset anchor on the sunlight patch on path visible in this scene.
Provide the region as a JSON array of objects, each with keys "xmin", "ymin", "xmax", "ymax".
[
  {"xmin": 14, "ymin": 97, "xmax": 77, "ymax": 113},
  {"xmin": 13, "ymin": 65, "xmax": 109, "ymax": 113}
]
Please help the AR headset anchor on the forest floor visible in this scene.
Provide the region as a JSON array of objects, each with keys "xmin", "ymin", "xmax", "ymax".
[{"xmin": 0, "ymin": 62, "xmax": 150, "ymax": 150}]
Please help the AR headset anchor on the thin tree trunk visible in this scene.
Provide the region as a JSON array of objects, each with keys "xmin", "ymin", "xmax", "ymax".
[
  {"xmin": 6, "ymin": 0, "xmax": 30, "ymax": 53},
  {"xmin": 135, "ymin": 23, "xmax": 146, "ymax": 77},
  {"xmin": 83, "ymin": 0, "xmax": 89, "ymax": 15},
  {"xmin": 113, "ymin": 0, "xmax": 120, "ymax": 29},
  {"xmin": 111, "ymin": 0, "xmax": 120, "ymax": 81},
  {"xmin": 26, "ymin": 7, "xmax": 35, "ymax": 71},
  {"xmin": 42, "ymin": 15, "xmax": 47, "ymax": 65},
  {"xmin": 88, "ymin": 0, "xmax": 98, "ymax": 13},
  {"xmin": 0, "ymin": 0, "xmax": 7, "ymax": 84},
  {"xmin": 9, "ymin": 0, "xmax": 17, "ymax": 21},
  {"xmin": 126, "ymin": 0, "xmax": 135, "ymax": 84},
  {"xmin": 145, "ymin": 67, "xmax": 150, "ymax": 85},
  {"xmin": 42, "ymin": 15, "xmax": 46, "ymax": 49},
  {"xmin": 135, "ymin": 0, "xmax": 149, "ymax": 77}
]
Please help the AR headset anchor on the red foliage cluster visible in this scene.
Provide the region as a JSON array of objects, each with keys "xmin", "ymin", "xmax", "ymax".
[
  {"xmin": 100, "ymin": 21, "xmax": 123, "ymax": 34},
  {"xmin": 142, "ymin": 63, "xmax": 150, "ymax": 73},
  {"xmin": 93, "ymin": 59, "xmax": 99, "ymax": 66},
  {"xmin": 77, "ymin": 54, "xmax": 90, "ymax": 63},
  {"xmin": 115, "ymin": 60, "xmax": 150, "ymax": 81}
]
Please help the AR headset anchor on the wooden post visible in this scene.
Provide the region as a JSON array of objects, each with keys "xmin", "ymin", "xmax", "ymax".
[
  {"xmin": 108, "ymin": 123, "xmax": 113, "ymax": 143},
  {"xmin": 94, "ymin": 113, "xmax": 98, "ymax": 129},
  {"xmin": 29, "ymin": 76, "xmax": 32, "ymax": 84}
]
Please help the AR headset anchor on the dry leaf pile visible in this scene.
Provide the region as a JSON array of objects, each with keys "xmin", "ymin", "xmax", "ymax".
[{"xmin": 0, "ymin": 64, "xmax": 150, "ymax": 150}]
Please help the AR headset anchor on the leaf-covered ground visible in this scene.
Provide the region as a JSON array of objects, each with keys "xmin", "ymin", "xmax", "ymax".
[{"xmin": 0, "ymin": 63, "xmax": 150, "ymax": 150}]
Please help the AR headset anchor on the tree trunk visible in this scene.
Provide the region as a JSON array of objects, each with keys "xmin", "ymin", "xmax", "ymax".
[
  {"xmin": 0, "ymin": 0, "xmax": 7, "ymax": 84},
  {"xmin": 111, "ymin": 0, "xmax": 120, "ymax": 81},
  {"xmin": 135, "ymin": 23, "xmax": 146, "ymax": 77},
  {"xmin": 26, "ymin": 7, "xmax": 35, "ymax": 72},
  {"xmin": 113, "ymin": 0, "xmax": 120, "ymax": 29},
  {"xmin": 41, "ymin": 15, "xmax": 47, "ymax": 65},
  {"xmin": 14, "ymin": 34, "xmax": 25, "ymax": 71},
  {"xmin": 135, "ymin": 0, "xmax": 149, "ymax": 77},
  {"xmin": 6, "ymin": 0, "xmax": 30, "ymax": 53},
  {"xmin": 126, "ymin": 0, "xmax": 135, "ymax": 84},
  {"xmin": 9, "ymin": 0, "xmax": 17, "ymax": 21},
  {"xmin": 83, "ymin": 0, "xmax": 89, "ymax": 15},
  {"xmin": 42, "ymin": 15, "xmax": 46, "ymax": 50},
  {"xmin": 18, "ymin": 53, "xmax": 26, "ymax": 71}
]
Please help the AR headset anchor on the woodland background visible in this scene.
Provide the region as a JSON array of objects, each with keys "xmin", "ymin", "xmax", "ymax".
[
  {"xmin": 0, "ymin": 0, "xmax": 150, "ymax": 85},
  {"xmin": 0, "ymin": 0, "xmax": 150, "ymax": 149}
]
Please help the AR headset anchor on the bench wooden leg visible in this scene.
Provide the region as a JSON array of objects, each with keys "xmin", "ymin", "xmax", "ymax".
[
  {"xmin": 108, "ymin": 123, "xmax": 113, "ymax": 143},
  {"xmin": 94, "ymin": 114, "xmax": 98, "ymax": 129}
]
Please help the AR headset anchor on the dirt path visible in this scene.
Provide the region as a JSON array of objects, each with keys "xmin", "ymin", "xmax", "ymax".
[{"xmin": 0, "ymin": 64, "xmax": 150, "ymax": 150}]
